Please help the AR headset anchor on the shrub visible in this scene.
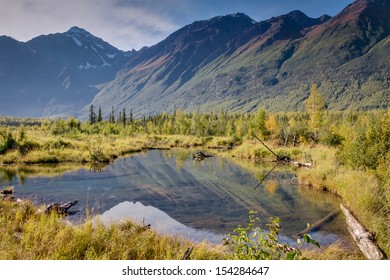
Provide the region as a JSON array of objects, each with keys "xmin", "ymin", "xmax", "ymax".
[
  {"xmin": 320, "ymin": 129, "xmax": 344, "ymax": 146},
  {"xmin": 223, "ymin": 211, "xmax": 319, "ymax": 260},
  {"xmin": 17, "ymin": 140, "xmax": 40, "ymax": 156},
  {"xmin": 44, "ymin": 139, "xmax": 71, "ymax": 150},
  {"xmin": 50, "ymin": 119, "xmax": 68, "ymax": 135},
  {"xmin": 0, "ymin": 131, "xmax": 17, "ymax": 155}
]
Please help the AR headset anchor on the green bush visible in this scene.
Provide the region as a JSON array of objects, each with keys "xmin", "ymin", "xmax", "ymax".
[
  {"xmin": 223, "ymin": 211, "xmax": 319, "ymax": 260},
  {"xmin": 320, "ymin": 130, "xmax": 344, "ymax": 146},
  {"xmin": 17, "ymin": 140, "xmax": 40, "ymax": 155},
  {"xmin": 337, "ymin": 111, "xmax": 390, "ymax": 170},
  {"xmin": 44, "ymin": 139, "xmax": 71, "ymax": 150},
  {"xmin": 0, "ymin": 131, "xmax": 17, "ymax": 155}
]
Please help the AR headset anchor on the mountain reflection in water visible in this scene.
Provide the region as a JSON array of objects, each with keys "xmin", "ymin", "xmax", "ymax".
[
  {"xmin": 98, "ymin": 200, "xmax": 341, "ymax": 245},
  {"xmin": 0, "ymin": 149, "xmax": 353, "ymax": 247},
  {"xmin": 99, "ymin": 201, "xmax": 223, "ymax": 243}
]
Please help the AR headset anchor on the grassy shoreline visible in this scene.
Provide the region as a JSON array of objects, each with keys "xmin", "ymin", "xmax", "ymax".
[
  {"xmin": 0, "ymin": 131, "xmax": 211, "ymax": 165},
  {"xmin": 222, "ymin": 141, "xmax": 389, "ymax": 258},
  {"xmin": 0, "ymin": 191, "xmax": 363, "ymax": 260},
  {"xmin": 0, "ymin": 198, "xmax": 227, "ymax": 260}
]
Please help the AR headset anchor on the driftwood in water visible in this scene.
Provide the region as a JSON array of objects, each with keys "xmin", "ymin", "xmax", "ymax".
[
  {"xmin": 192, "ymin": 151, "xmax": 213, "ymax": 161},
  {"xmin": 254, "ymin": 136, "xmax": 279, "ymax": 159},
  {"xmin": 44, "ymin": 200, "xmax": 79, "ymax": 216},
  {"xmin": 254, "ymin": 136, "xmax": 291, "ymax": 163},
  {"xmin": 340, "ymin": 204, "xmax": 385, "ymax": 260},
  {"xmin": 297, "ymin": 210, "xmax": 339, "ymax": 237},
  {"xmin": 0, "ymin": 187, "xmax": 14, "ymax": 201},
  {"xmin": 292, "ymin": 161, "xmax": 313, "ymax": 168},
  {"xmin": 254, "ymin": 136, "xmax": 314, "ymax": 167},
  {"xmin": 0, "ymin": 187, "xmax": 13, "ymax": 195}
]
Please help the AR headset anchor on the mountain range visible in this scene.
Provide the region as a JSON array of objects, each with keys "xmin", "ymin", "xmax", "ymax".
[
  {"xmin": 0, "ymin": 27, "xmax": 133, "ymax": 117},
  {"xmin": 0, "ymin": 0, "xmax": 389, "ymax": 118}
]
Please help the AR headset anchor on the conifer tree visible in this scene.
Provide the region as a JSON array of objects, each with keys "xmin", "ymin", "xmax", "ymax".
[
  {"xmin": 89, "ymin": 104, "xmax": 96, "ymax": 124},
  {"xmin": 97, "ymin": 106, "xmax": 102, "ymax": 123},
  {"xmin": 121, "ymin": 108, "xmax": 127, "ymax": 125},
  {"xmin": 109, "ymin": 106, "xmax": 115, "ymax": 123},
  {"xmin": 129, "ymin": 109, "xmax": 134, "ymax": 123}
]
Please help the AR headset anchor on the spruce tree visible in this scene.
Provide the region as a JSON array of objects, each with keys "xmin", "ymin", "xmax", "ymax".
[
  {"xmin": 122, "ymin": 108, "xmax": 127, "ymax": 125},
  {"xmin": 89, "ymin": 104, "xmax": 96, "ymax": 124},
  {"xmin": 97, "ymin": 106, "xmax": 102, "ymax": 123},
  {"xmin": 109, "ymin": 106, "xmax": 115, "ymax": 123},
  {"xmin": 129, "ymin": 109, "xmax": 134, "ymax": 123}
]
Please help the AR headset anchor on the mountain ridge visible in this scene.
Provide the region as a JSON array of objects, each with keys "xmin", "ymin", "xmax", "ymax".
[
  {"xmin": 89, "ymin": 9, "xmax": 337, "ymax": 117},
  {"xmin": 89, "ymin": 0, "xmax": 389, "ymax": 117},
  {"xmin": 0, "ymin": 27, "xmax": 132, "ymax": 117},
  {"xmin": 0, "ymin": 0, "xmax": 389, "ymax": 118}
]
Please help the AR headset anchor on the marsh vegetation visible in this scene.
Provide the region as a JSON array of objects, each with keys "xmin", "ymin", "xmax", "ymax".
[{"xmin": 0, "ymin": 96, "xmax": 389, "ymax": 259}]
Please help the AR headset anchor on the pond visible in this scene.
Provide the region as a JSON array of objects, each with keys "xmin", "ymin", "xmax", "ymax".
[{"xmin": 0, "ymin": 149, "xmax": 353, "ymax": 247}]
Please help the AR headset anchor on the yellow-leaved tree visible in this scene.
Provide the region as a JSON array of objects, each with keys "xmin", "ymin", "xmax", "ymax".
[{"xmin": 305, "ymin": 84, "xmax": 324, "ymax": 142}]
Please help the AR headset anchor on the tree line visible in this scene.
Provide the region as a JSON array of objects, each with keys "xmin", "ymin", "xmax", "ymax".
[
  {"xmin": 2, "ymin": 85, "xmax": 389, "ymax": 173},
  {"xmin": 89, "ymin": 105, "xmax": 134, "ymax": 125},
  {"xmin": 82, "ymin": 85, "xmax": 389, "ymax": 172}
]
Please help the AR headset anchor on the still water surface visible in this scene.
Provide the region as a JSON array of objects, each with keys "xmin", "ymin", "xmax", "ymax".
[{"xmin": 0, "ymin": 149, "xmax": 352, "ymax": 246}]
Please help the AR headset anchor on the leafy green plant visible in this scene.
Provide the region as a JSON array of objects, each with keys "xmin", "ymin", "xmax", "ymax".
[
  {"xmin": 0, "ymin": 130, "xmax": 17, "ymax": 155},
  {"xmin": 223, "ymin": 211, "xmax": 319, "ymax": 260},
  {"xmin": 17, "ymin": 140, "xmax": 40, "ymax": 156}
]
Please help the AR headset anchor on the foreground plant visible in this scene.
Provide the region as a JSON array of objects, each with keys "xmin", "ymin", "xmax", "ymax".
[{"xmin": 223, "ymin": 211, "xmax": 319, "ymax": 260}]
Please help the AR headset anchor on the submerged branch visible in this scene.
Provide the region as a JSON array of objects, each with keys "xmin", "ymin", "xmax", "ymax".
[{"xmin": 297, "ymin": 210, "xmax": 339, "ymax": 237}]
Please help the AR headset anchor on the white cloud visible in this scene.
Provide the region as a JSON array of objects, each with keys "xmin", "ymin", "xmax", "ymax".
[
  {"xmin": 0, "ymin": 0, "xmax": 354, "ymax": 50},
  {"xmin": 0, "ymin": 0, "xmax": 182, "ymax": 50}
]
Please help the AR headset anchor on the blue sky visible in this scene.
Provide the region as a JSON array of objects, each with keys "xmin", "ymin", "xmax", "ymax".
[{"xmin": 0, "ymin": 0, "xmax": 354, "ymax": 51}]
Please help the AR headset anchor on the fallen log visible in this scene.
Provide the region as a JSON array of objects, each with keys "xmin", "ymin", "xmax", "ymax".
[
  {"xmin": 254, "ymin": 135, "xmax": 279, "ymax": 159},
  {"xmin": 340, "ymin": 204, "xmax": 386, "ymax": 260},
  {"xmin": 297, "ymin": 210, "xmax": 339, "ymax": 237},
  {"xmin": 0, "ymin": 187, "xmax": 13, "ymax": 195},
  {"xmin": 192, "ymin": 151, "xmax": 213, "ymax": 161},
  {"xmin": 1, "ymin": 187, "xmax": 15, "ymax": 201},
  {"xmin": 253, "ymin": 136, "xmax": 315, "ymax": 168},
  {"xmin": 292, "ymin": 161, "xmax": 313, "ymax": 168},
  {"xmin": 44, "ymin": 200, "xmax": 79, "ymax": 216},
  {"xmin": 254, "ymin": 135, "xmax": 291, "ymax": 163},
  {"xmin": 144, "ymin": 147, "xmax": 171, "ymax": 151}
]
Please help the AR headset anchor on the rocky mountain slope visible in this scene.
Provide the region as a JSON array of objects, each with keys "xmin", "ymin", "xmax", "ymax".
[
  {"xmin": 0, "ymin": 27, "xmax": 132, "ymax": 117},
  {"xmin": 90, "ymin": 0, "xmax": 389, "ymax": 117},
  {"xmin": 0, "ymin": 0, "xmax": 388, "ymax": 118}
]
